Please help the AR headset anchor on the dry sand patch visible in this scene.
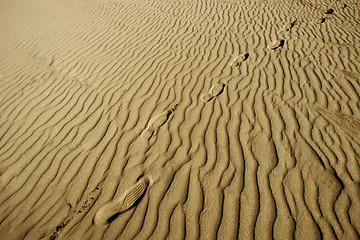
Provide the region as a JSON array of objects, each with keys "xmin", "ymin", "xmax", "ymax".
[{"xmin": 0, "ymin": 0, "xmax": 360, "ymax": 239}]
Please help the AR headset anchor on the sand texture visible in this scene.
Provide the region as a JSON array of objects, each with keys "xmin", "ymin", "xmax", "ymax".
[{"xmin": 0, "ymin": 0, "xmax": 360, "ymax": 239}]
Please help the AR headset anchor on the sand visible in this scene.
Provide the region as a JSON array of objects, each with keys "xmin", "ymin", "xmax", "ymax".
[{"xmin": 0, "ymin": 0, "xmax": 360, "ymax": 239}]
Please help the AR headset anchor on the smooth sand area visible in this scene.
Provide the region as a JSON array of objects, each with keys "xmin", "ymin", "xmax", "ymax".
[{"xmin": 0, "ymin": 0, "xmax": 360, "ymax": 239}]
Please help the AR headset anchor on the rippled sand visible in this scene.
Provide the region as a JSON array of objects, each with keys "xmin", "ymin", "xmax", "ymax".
[{"xmin": 0, "ymin": 0, "xmax": 360, "ymax": 239}]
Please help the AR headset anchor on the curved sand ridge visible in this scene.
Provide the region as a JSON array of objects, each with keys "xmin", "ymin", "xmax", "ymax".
[{"xmin": 0, "ymin": 0, "xmax": 360, "ymax": 239}]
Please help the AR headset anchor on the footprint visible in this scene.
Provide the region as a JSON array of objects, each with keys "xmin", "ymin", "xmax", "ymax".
[
  {"xmin": 317, "ymin": 17, "xmax": 326, "ymax": 23},
  {"xmin": 268, "ymin": 39, "xmax": 285, "ymax": 50},
  {"xmin": 282, "ymin": 20, "xmax": 297, "ymax": 32},
  {"xmin": 340, "ymin": 70, "xmax": 360, "ymax": 83},
  {"xmin": 200, "ymin": 82, "xmax": 226, "ymax": 102},
  {"xmin": 93, "ymin": 176, "xmax": 149, "ymax": 226},
  {"xmin": 141, "ymin": 105, "xmax": 178, "ymax": 139},
  {"xmin": 325, "ymin": 8, "xmax": 334, "ymax": 14},
  {"xmin": 229, "ymin": 53, "xmax": 249, "ymax": 67}
]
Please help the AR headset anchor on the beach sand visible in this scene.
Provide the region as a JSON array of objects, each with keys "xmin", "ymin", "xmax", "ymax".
[{"xmin": 0, "ymin": 0, "xmax": 360, "ymax": 239}]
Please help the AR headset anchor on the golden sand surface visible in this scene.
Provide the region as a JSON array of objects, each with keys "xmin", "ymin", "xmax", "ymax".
[{"xmin": 0, "ymin": 0, "xmax": 360, "ymax": 239}]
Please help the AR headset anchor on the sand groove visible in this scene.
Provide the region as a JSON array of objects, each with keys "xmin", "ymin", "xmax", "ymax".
[{"xmin": 1, "ymin": 0, "xmax": 360, "ymax": 239}]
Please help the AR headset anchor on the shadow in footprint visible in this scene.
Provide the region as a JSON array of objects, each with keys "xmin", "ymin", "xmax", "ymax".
[
  {"xmin": 283, "ymin": 21, "xmax": 296, "ymax": 31},
  {"xmin": 107, "ymin": 213, "xmax": 121, "ymax": 224},
  {"xmin": 200, "ymin": 82, "xmax": 226, "ymax": 102},
  {"xmin": 318, "ymin": 17, "xmax": 326, "ymax": 23},
  {"xmin": 268, "ymin": 39, "xmax": 285, "ymax": 50},
  {"xmin": 325, "ymin": 8, "xmax": 334, "ymax": 14}
]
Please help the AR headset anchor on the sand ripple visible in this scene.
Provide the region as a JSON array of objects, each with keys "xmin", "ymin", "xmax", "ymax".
[{"xmin": 0, "ymin": 0, "xmax": 360, "ymax": 239}]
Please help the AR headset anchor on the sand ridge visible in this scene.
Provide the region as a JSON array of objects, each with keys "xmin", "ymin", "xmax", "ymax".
[{"xmin": 0, "ymin": 0, "xmax": 360, "ymax": 239}]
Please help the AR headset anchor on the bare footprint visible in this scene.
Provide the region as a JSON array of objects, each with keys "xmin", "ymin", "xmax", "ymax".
[
  {"xmin": 268, "ymin": 39, "xmax": 285, "ymax": 50},
  {"xmin": 200, "ymin": 82, "xmax": 226, "ymax": 102},
  {"xmin": 229, "ymin": 53, "xmax": 249, "ymax": 67},
  {"xmin": 93, "ymin": 176, "xmax": 149, "ymax": 226}
]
